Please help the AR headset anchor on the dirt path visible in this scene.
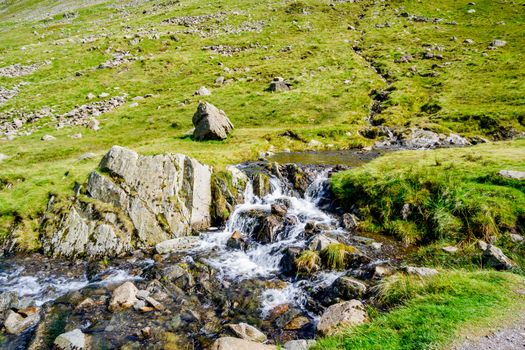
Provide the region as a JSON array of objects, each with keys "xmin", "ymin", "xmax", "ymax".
[{"xmin": 452, "ymin": 313, "xmax": 525, "ymax": 350}]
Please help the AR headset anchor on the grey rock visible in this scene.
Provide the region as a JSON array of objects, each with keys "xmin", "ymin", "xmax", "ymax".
[
  {"xmin": 109, "ymin": 281, "xmax": 138, "ymax": 312},
  {"xmin": 0, "ymin": 153, "xmax": 9, "ymax": 162},
  {"xmin": 78, "ymin": 152, "xmax": 96, "ymax": 161},
  {"xmin": 490, "ymin": 39, "xmax": 507, "ymax": 48},
  {"xmin": 227, "ymin": 323, "xmax": 267, "ymax": 342},
  {"xmin": 0, "ymin": 291, "xmax": 18, "ymax": 322},
  {"xmin": 341, "ymin": 213, "xmax": 358, "ymax": 231},
  {"xmin": 211, "ymin": 337, "xmax": 276, "ymax": 350},
  {"xmin": 317, "ymin": 300, "xmax": 368, "ymax": 336},
  {"xmin": 41, "ymin": 134, "xmax": 56, "ymax": 141},
  {"xmin": 54, "ymin": 329, "xmax": 89, "ymax": 350},
  {"xmin": 331, "ymin": 276, "xmax": 367, "ymax": 299},
  {"xmin": 477, "ymin": 240, "xmax": 488, "ymax": 251},
  {"xmin": 268, "ymin": 77, "xmax": 292, "ymax": 92},
  {"xmin": 284, "ymin": 339, "xmax": 317, "ymax": 350},
  {"xmin": 45, "ymin": 146, "xmax": 212, "ymax": 258},
  {"xmin": 498, "ymin": 170, "xmax": 525, "ymax": 180},
  {"xmin": 192, "ymin": 102, "xmax": 234, "ymax": 141},
  {"xmin": 4, "ymin": 309, "xmax": 40, "ymax": 335},
  {"xmin": 194, "ymin": 86, "xmax": 211, "ymax": 96},
  {"xmin": 509, "ymin": 234, "xmax": 524, "ymax": 243},
  {"xmin": 155, "ymin": 236, "xmax": 201, "ymax": 254},
  {"xmin": 308, "ymin": 234, "xmax": 338, "ymax": 251},
  {"xmin": 442, "ymin": 246, "xmax": 458, "ymax": 253},
  {"xmin": 483, "ymin": 245, "xmax": 515, "ymax": 270},
  {"xmin": 404, "ymin": 266, "xmax": 439, "ymax": 277}
]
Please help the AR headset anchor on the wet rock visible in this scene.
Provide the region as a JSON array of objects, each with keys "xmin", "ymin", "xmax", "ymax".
[
  {"xmin": 279, "ymin": 247, "xmax": 301, "ymax": 276},
  {"xmin": 192, "ymin": 102, "xmax": 234, "ymax": 141},
  {"xmin": 54, "ymin": 329, "xmax": 89, "ymax": 350},
  {"xmin": 255, "ymin": 214, "xmax": 282, "ymax": 244},
  {"xmin": 252, "ymin": 172, "xmax": 271, "ymax": 197},
  {"xmin": 341, "ymin": 213, "xmax": 358, "ymax": 231},
  {"xmin": 268, "ymin": 77, "xmax": 292, "ymax": 92},
  {"xmin": 331, "ymin": 276, "xmax": 367, "ymax": 299},
  {"xmin": 317, "ymin": 300, "xmax": 368, "ymax": 336},
  {"xmin": 283, "ymin": 315, "xmax": 310, "ymax": 330},
  {"xmin": 404, "ymin": 266, "xmax": 438, "ymax": 277},
  {"xmin": 163, "ymin": 264, "xmax": 195, "ymax": 289},
  {"xmin": 226, "ymin": 323, "xmax": 267, "ymax": 342},
  {"xmin": 211, "ymin": 337, "xmax": 277, "ymax": 350},
  {"xmin": 0, "ymin": 291, "xmax": 18, "ymax": 322},
  {"xmin": 498, "ymin": 170, "xmax": 525, "ymax": 180},
  {"xmin": 4, "ymin": 308, "xmax": 40, "ymax": 334},
  {"xmin": 155, "ymin": 237, "xmax": 201, "ymax": 254},
  {"xmin": 271, "ymin": 203, "xmax": 288, "ymax": 216},
  {"xmin": 226, "ymin": 230, "xmax": 247, "ymax": 250},
  {"xmin": 44, "ymin": 146, "xmax": 212, "ymax": 258},
  {"xmin": 284, "ymin": 339, "xmax": 317, "ymax": 350},
  {"xmin": 308, "ymin": 234, "xmax": 338, "ymax": 251},
  {"xmin": 109, "ymin": 281, "xmax": 139, "ymax": 312},
  {"xmin": 483, "ymin": 245, "xmax": 515, "ymax": 270}
]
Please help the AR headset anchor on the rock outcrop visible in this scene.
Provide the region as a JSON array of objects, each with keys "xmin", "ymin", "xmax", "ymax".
[
  {"xmin": 192, "ymin": 102, "xmax": 234, "ymax": 141},
  {"xmin": 43, "ymin": 146, "xmax": 212, "ymax": 258}
]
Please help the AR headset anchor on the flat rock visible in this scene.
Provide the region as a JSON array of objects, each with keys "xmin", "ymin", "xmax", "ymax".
[
  {"xmin": 317, "ymin": 300, "xmax": 368, "ymax": 336},
  {"xmin": 211, "ymin": 337, "xmax": 277, "ymax": 350},
  {"xmin": 227, "ymin": 322, "xmax": 267, "ymax": 342},
  {"xmin": 404, "ymin": 266, "xmax": 439, "ymax": 277},
  {"xmin": 155, "ymin": 236, "xmax": 201, "ymax": 254},
  {"xmin": 284, "ymin": 339, "xmax": 317, "ymax": 350},
  {"xmin": 498, "ymin": 170, "xmax": 525, "ymax": 180},
  {"xmin": 54, "ymin": 329, "xmax": 89, "ymax": 350}
]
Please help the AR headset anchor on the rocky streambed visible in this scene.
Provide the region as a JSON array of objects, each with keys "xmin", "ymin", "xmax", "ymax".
[{"xmin": 0, "ymin": 147, "xmax": 412, "ymax": 350}]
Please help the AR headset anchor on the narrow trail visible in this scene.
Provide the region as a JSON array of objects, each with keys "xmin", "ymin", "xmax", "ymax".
[{"xmin": 452, "ymin": 312, "xmax": 525, "ymax": 350}]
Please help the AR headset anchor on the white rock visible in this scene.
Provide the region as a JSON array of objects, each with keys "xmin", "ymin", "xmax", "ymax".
[
  {"xmin": 54, "ymin": 329, "xmax": 89, "ymax": 350},
  {"xmin": 195, "ymin": 86, "xmax": 211, "ymax": 96},
  {"xmin": 227, "ymin": 323, "xmax": 267, "ymax": 342},
  {"xmin": 99, "ymin": 92, "xmax": 109, "ymax": 98},
  {"xmin": 41, "ymin": 134, "xmax": 56, "ymax": 141},
  {"xmin": 78, "ymin": 152, "xmax": 96, "ymax": 161}
]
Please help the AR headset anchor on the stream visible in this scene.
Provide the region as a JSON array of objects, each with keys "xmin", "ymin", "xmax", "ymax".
[{"xmin": 0, "ymin": 153, "xmax": 399, "ymax": 349}]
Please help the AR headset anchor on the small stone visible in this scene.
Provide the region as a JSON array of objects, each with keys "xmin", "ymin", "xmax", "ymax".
[
  {"xmin": 477, "ymin": 240, "xmax": 488, "ymax": 251},
  {"xmin": 215, "ymin": 76, "xmax": 225, "ymax": 85},
  {"xmin": 490, "ymin": 39, "xmax": 507, "ymax": 48},
  {"xmin": 99, "ymin": 92, "xmax": 109, "ymax": 98},
  {"xmin": 467, "ymin": 9, "xmax": 476, "ymax": 13},
  {"xmin": 404, "ymin": 266, "xmax": 439, "ymax": 277},
  {"xmin": 442, "ymin": 246, "xmax": 458, "ymax": 253},
  {"xmin": 195, "ymin": 86, "xmax": 211, "ymax": 96},
  {"xmin": 463, "ymin": 39, "xmax": 475, "ymax": 44},
  {"xmin": 498, "ymin": 170, "xmax": 525, "ymax": 180},
  {"xmin": 86, "ymin": 93, "xmax": 95, "ymax": 100},
  {"xmin": 71, "ymin": 133, "xmax": 82, "ymax": 139},
  {"xmin": 509, "ymin": 234, "xmax": 524, "ymax": 243},
  {"xmin": 307, "ymin": 139, "xmax": 322, "ymax": 148},
  {"xmin": 283, "ymin": 339, "xmax": 317, "ymax": 350},
  {"xmin": 41, "ymin": 134, "xmax": 56, "ymax": 141},
  {"xmin": 129, "ymin": 102, "xmax": 139, "ymax": 108},
  {"xmin": 78, "ymin": 152, "xmax": 96, "ymax": 161}
]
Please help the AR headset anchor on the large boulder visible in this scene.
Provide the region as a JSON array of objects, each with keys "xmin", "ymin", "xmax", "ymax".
[
  {"xmin": 317, "ymin": 300, "xmax": 368, "ymax": 336},
  {"xmin": 54, "ymin": 329, "xmax": 89, "ymax": 350},
  {"xmin": 44, "ymin": 146, "xmax": 212, "ymax": 258},
  {"xmin": 211, "ymin": 337, "xmax": 276, "ymax": 350},
  {"xmin": 192, "ymin": 102, "xmax": 234, "ymax": 141}
]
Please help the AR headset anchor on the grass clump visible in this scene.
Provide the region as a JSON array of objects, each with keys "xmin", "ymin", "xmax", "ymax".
[
  {"xmin": 331, "ymin": 140, "xmax": 525, "ymax": 247},
  {"xmin": 314, "ymin": 270, "xmax": 525, "ymax": 350},
  {"xmin": 295, "ymin": 250, "xmax": 320, "ymax": 274},
  {"xmin": 320, "ymin": 243, "xmax": 358, "ymax": 270}
]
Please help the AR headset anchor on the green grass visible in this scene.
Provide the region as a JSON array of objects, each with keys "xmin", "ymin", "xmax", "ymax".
[
  {"xmin": 314, "ymin": 270, "xmax": 525, "ymax": 350},
  {"xmin": 0, "ymin": 0, "xmax": 523, "ymax": 246},
  {"xmin": 331, "ymin": 140, "xmax": 525, "ymax": 249}
]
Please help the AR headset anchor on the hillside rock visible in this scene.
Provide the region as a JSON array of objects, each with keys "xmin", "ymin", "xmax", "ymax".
[
  {"xmin": 483, "ymin": 245, "xmax": 515, "ymax": 270},
  {"xmin": 43, "ymin": 146, "xmax": 212, "ymax": 258},
  {"xmin": 268, "ymin": 77, "xmax": 292, "ymax": 92},
  {"xmin": 192, "ymin": 102, "xmax": 234, "ymax": 141},
  {"xmin": 317, "ymin": 300, "xmax": 368, "ymax": 336},
  {"xmin": 498, "ymin": 170, "xmax": 525, "ymax": 180},
  {"xmin": 54, "ymin": 329, "xmax": 89, "ymax": 350}
]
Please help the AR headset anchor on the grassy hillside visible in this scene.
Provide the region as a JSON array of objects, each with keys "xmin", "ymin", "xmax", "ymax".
[{"xmin": 0, "ymin": 0, "xmax": 524, "ymax": 243}]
